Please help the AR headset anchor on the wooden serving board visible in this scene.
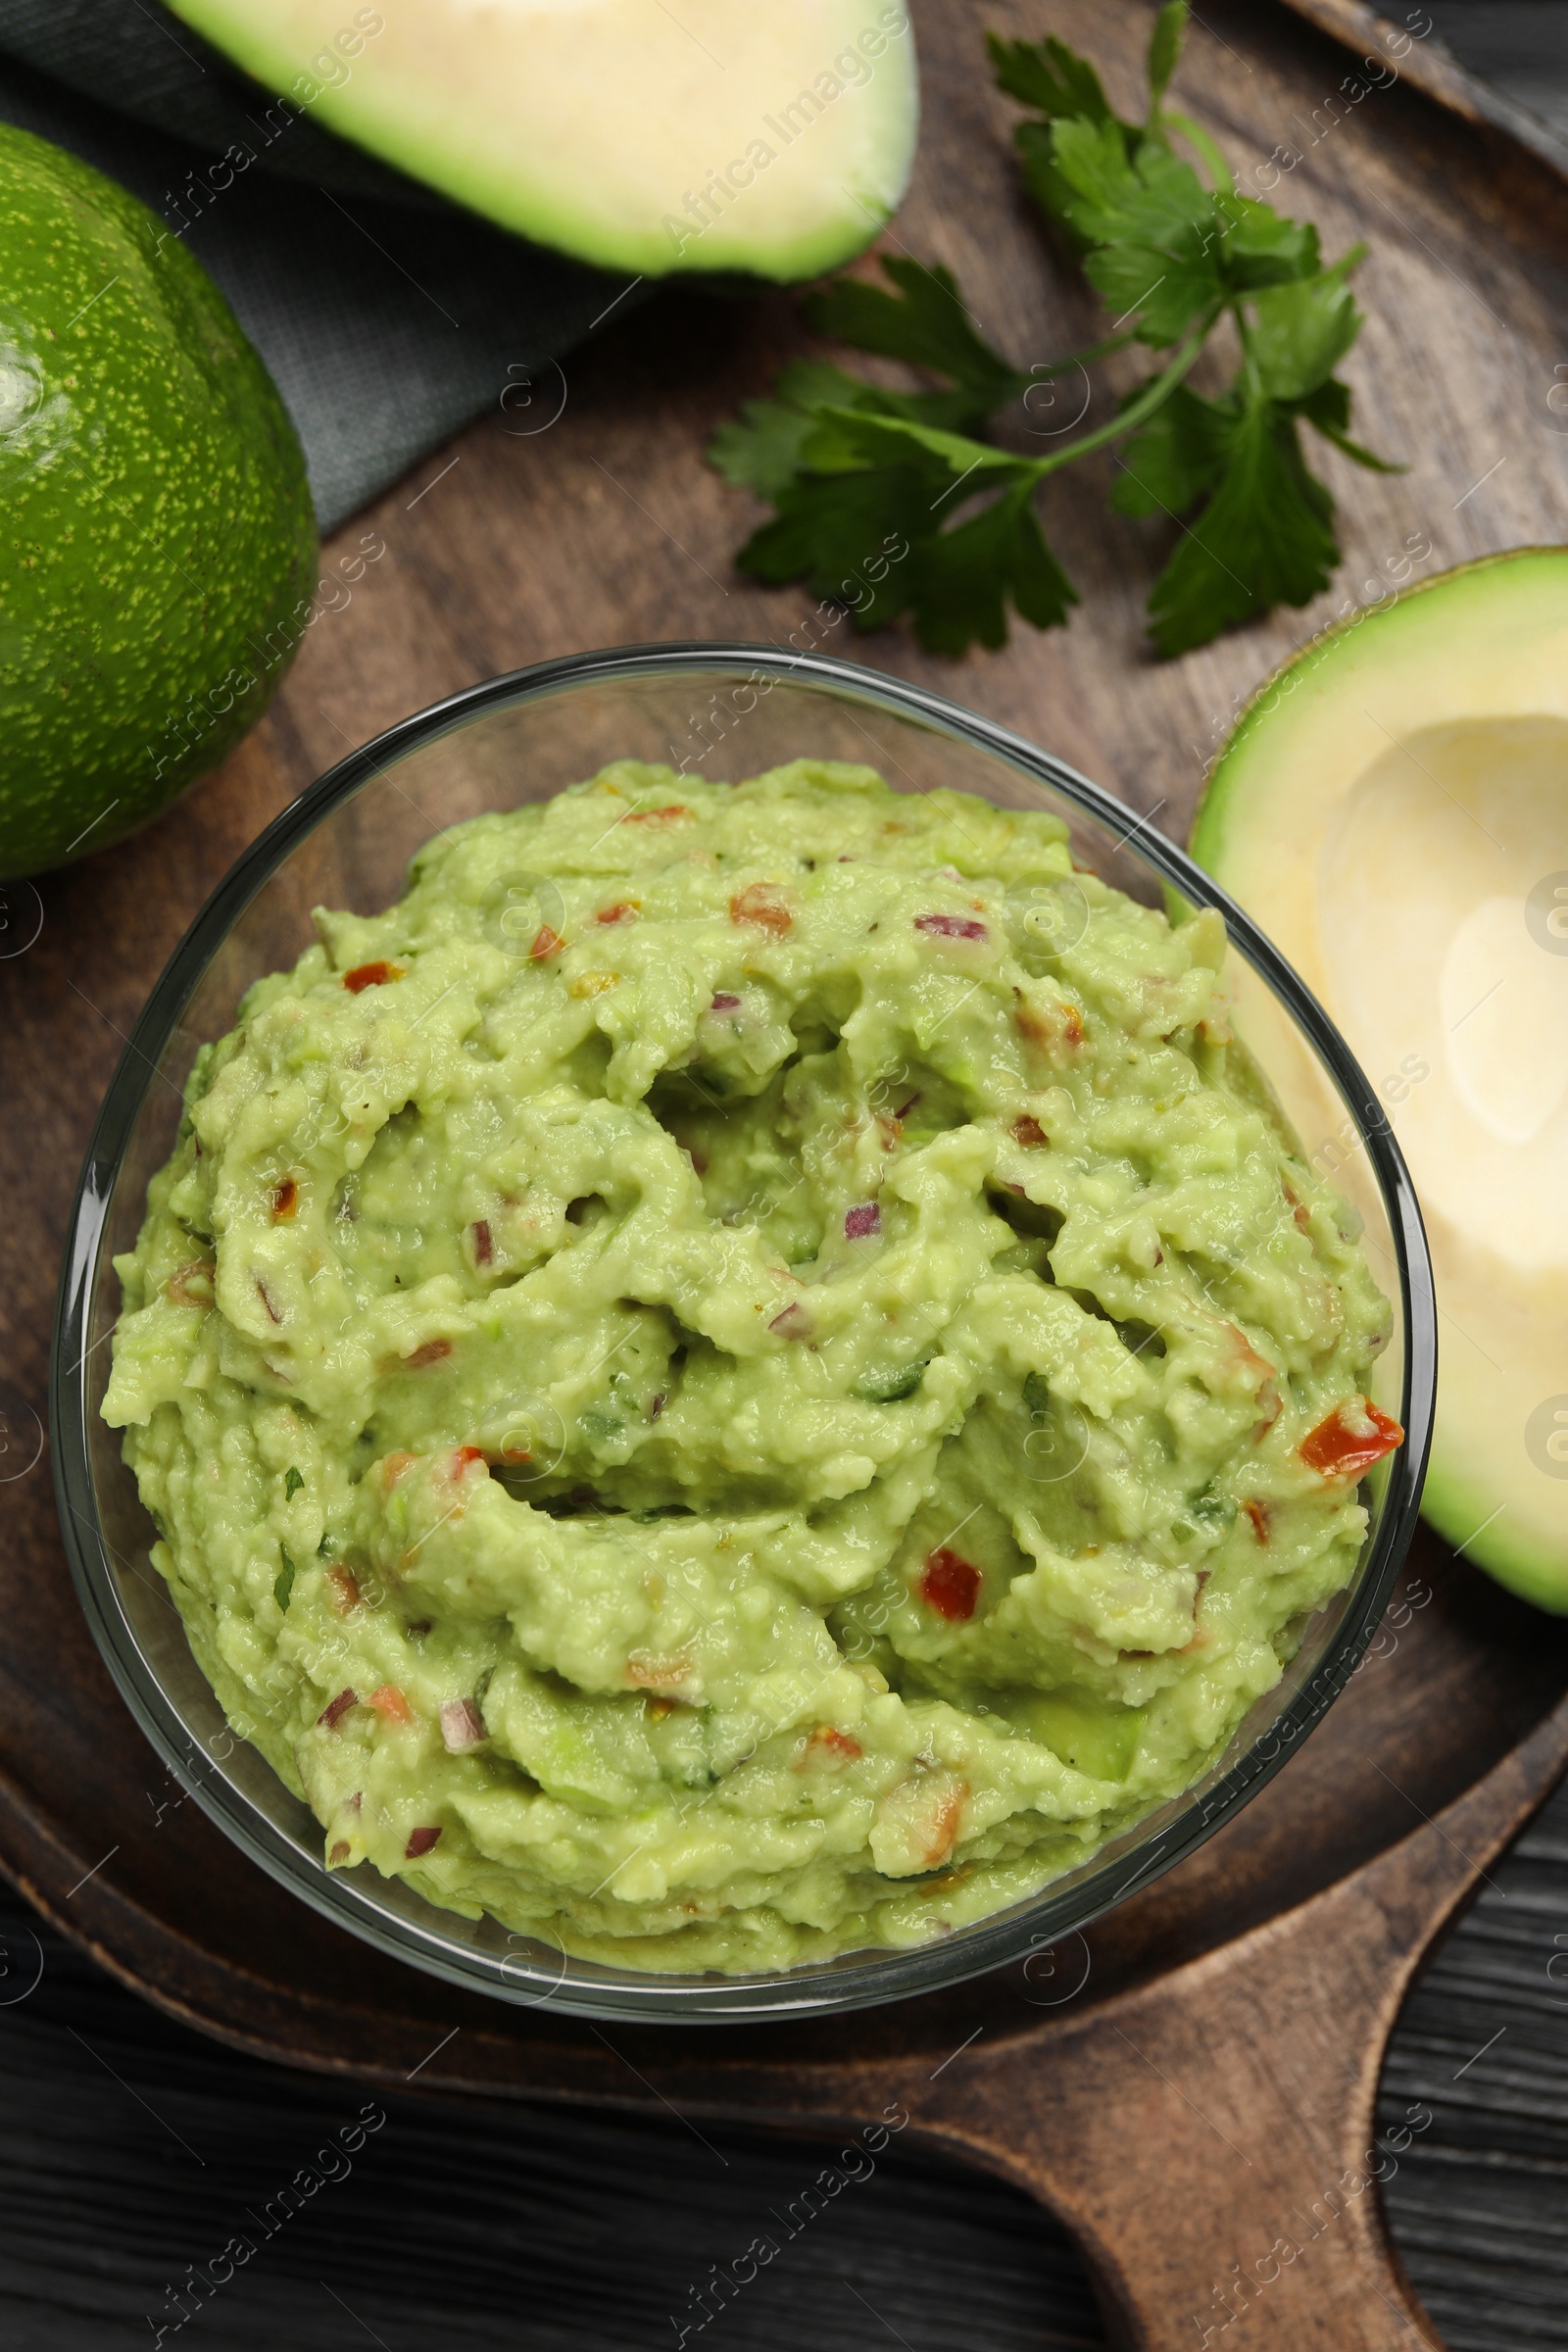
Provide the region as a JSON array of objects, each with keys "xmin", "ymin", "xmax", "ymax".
[
  {"xmin": 7, "ymin": 2, "xmax": 1568, "ymax": 2340},
  {"xmin": 1278, "ymin": 0, "xmax": 1568, "ymax": 186}
]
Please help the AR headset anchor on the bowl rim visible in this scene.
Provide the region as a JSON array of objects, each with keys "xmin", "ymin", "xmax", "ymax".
[{"xmin": 51, "ymin": 638, "xmax": 1438, "ymax": 2025}]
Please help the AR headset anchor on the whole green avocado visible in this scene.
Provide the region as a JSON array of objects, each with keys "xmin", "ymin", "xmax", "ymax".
[{"xmin": 0, "ymin": 125, "xmax": 317, "ymax": 877}]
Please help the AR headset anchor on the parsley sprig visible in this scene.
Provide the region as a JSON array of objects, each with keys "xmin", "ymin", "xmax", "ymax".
[{"xmin": 708, "ymin": 4, "xmax": 1396, "ymax": 659}]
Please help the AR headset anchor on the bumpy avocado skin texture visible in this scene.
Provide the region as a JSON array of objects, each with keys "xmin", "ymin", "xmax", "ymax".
[{"xmin": 0, "ymin": 125, "xmax": 317, "ymax": 877}]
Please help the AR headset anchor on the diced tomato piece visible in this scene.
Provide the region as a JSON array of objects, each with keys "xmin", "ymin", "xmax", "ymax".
[
  {"xmin": 922, "ymin": 1788, "xmax": 965, "ymax": 1868},
  {"xmin": 620, "ymin": 805, "xmax": 689, "ymax": 824},
  {"xmin": 1010, "ymin": 1114, "xmax": 1048, "ymax": 1148},
  {"xmin": 368, "ymin": 1685, "xmax": 415, "ymax": 1729},
  {"xmin": 1222, "ymin": 1325, "xmax": 1276, "ymax": 1387},
  {"xmin": 454, "ymin": 1445, "xmax": 486, "ymax": 1471},
  {"xmin": 919, "ymin": 1547, "xmax": 982, "ymax": 1621},
  {"xmin": 317, "ymin": 1688, "xmax": 358, "ymax": 1730},
  {"xmin": 596, "ymin": 900, "xmax": 639, "ymax": 924},
  {"xmin": 1017, "ymin": 1001, "xmax": 1084, "ymax": 1052},
  {"xmin": 1243, "ymin": 1499, "xmax": 1271, "ymax": 1544},
  {"xmin": 404, "ymin": 1826, "xmax": 442, "ymax": 1858},
  {"xmin": 799, "ymin": 1725, "xmax": 862, "ymax": 1767},
  {"xmin": 730, "ymin": 883, "xmax": 792, "ymax": 936},
  {"xmin": 1299, "ymin": 1398, "xmax": 1404, "ymax": 1481},
  {"xmin": 270, "ymin": 1176, "xmax": 298, "ymax": 1219},
  {"xmin": 343, "ymin": 961, "xmax": 402, "ymax": 993},
  {"xmin": 529, "ymin": 925, "xmax": 564, "ymax": 961}
]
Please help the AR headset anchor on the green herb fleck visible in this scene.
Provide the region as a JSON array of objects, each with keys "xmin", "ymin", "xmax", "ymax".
[
  {"xmin": 284, "ymin": 1466, "xmax": 304, "ymax": 1500},
  {"xmin": 858, "ymin": 1361, "xmax": 928, "ymax": 1403},
  {"xmin": 274, "ymin": 1547, "xmax": 296, "ymax": 1611},
  {"xmin": 1191, "ymin": 1488, "xmax": 1238, "ymax": 1531}
]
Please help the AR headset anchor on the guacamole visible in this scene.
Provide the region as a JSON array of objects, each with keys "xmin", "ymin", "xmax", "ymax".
[{"xmin": 103, "ymin": 760, "xmax": 1398, "ymax": 1974}]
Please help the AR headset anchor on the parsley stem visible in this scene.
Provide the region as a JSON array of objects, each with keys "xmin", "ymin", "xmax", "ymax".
[
  {"xmin": 1029, "ymin": 315, "xmax": 1217, "ymax": 480},
  {"xmin": 1161, "ymin": 109, "xmax": 1234, "ymax": 191},
  {"xmin": 1029, "ymin": 327, "xmax": 1139, "ymax": 380},
  {"xmin": 1231, "ymin": 299, "xmax": 1264, "ymax": 405}
]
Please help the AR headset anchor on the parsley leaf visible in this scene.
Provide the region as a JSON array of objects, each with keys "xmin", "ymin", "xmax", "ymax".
[
  {"xmin": 1290, "ymin": 375, "xmax": 1402, "ymax": 472},
  {"xmin": 709, "ymin": 8, "xmax": 1392, "ymax": 660},
  {"xmin": 709, "ymin": 270, "xmax": 1030, "ymax": 509},
  {"xmin": 806, "ymin": 260, "xmax": 1030, "ymax": 423},
  {"xmin": 1214, "ymin": 195, "xmax": 1320, "ymax": 288},
  {"xmin": 985, "ymin": 29, "xmax": 1117, "ymax": 124},
  {"xmin": 708, "ymin": 362, "xmax": 871, "ymax": 499},
  {"xmin": 1246, "ymin": 254, "xmax": 1365, "ymax": 400},
  {"xmin": 736, "ymin": 458, "xmax": 927, "ymax": 632},
  {"xmin": 1111, "ymin": 383, "xmax": 1234, "ymax": 517},
  {"xmin": 740, "ymin": 406, "xmax": 1059, "ymax": 653},
  {"xmin": 1054, "ymin": 122, "xmax": 1226, "ymax": 344},
  {"xmin": 913, "ymin": 479, "xmax": 1079, "ymax": 655},
  {"xmin": 1144, "ymin": 397, "xmax": 1341, "ymax": 656}
]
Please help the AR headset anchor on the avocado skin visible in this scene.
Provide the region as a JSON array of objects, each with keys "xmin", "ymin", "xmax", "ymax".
[{"xmin": 0, "ymin": 125, "xmax": 318, "ymax": 877}]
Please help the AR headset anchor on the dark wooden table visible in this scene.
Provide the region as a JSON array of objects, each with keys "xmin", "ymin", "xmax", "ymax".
[{"xmin": 2, "ymin": 1760, "xmax": 1567, "ymax": 2352}]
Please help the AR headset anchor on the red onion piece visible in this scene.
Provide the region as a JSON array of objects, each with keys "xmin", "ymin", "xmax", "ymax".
[
  {"xmin": 914, "ymin": 913, "xmax": 987, "ymax": 941},
  {"xmin": 440, "ymin": 1697, "xmax": 486, "ymax": 1753}
]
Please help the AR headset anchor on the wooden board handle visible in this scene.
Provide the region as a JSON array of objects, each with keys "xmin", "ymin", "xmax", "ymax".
[{"xmin": 912, "ymin": 1697, "xmax": 1568, "ymax": 2349}]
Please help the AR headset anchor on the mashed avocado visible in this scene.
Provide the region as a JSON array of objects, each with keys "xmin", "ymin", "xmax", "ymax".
[{"xmin": 103, "ymin": 760, "xmax": 1398, "ymax": 1974}]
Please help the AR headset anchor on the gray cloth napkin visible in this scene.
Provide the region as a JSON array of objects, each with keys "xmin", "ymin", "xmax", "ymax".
[{"xmin": 0, "ymin": 1, "xmax": 631, "ymax": 525}]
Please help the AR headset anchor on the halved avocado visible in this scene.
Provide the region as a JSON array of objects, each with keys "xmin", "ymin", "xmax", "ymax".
[
  {"xmin": 1193, "ymin": 549, "xmax": 1568, "ymax": 1609},
  {"xmin": 167, "ymin": 0, "xmax": 919, "ymax": 283}
]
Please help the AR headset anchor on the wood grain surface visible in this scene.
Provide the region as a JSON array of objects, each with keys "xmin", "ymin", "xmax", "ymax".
[
  {"xmin": 1277, "ymin": 0, "xmax": 1568, "ymax": 182},
  {"xmin": 5, "ymin": 1, "xmax": 1568, "ymax": 2342}
]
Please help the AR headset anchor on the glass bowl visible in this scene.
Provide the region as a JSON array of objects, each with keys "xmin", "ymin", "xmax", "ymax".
[{"xmin": 51, "ymin": 644, "xmax": 1437, "ymax": 2024}]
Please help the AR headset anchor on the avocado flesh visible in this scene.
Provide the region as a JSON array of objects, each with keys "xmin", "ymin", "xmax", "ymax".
[
  {"xmin": 166, "ymin": 0, "xmax": 920, "ymax": 283},
  {"xmin": 1192, "ymin": 549, "xmax": 1568, "ymax": 1610}
]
